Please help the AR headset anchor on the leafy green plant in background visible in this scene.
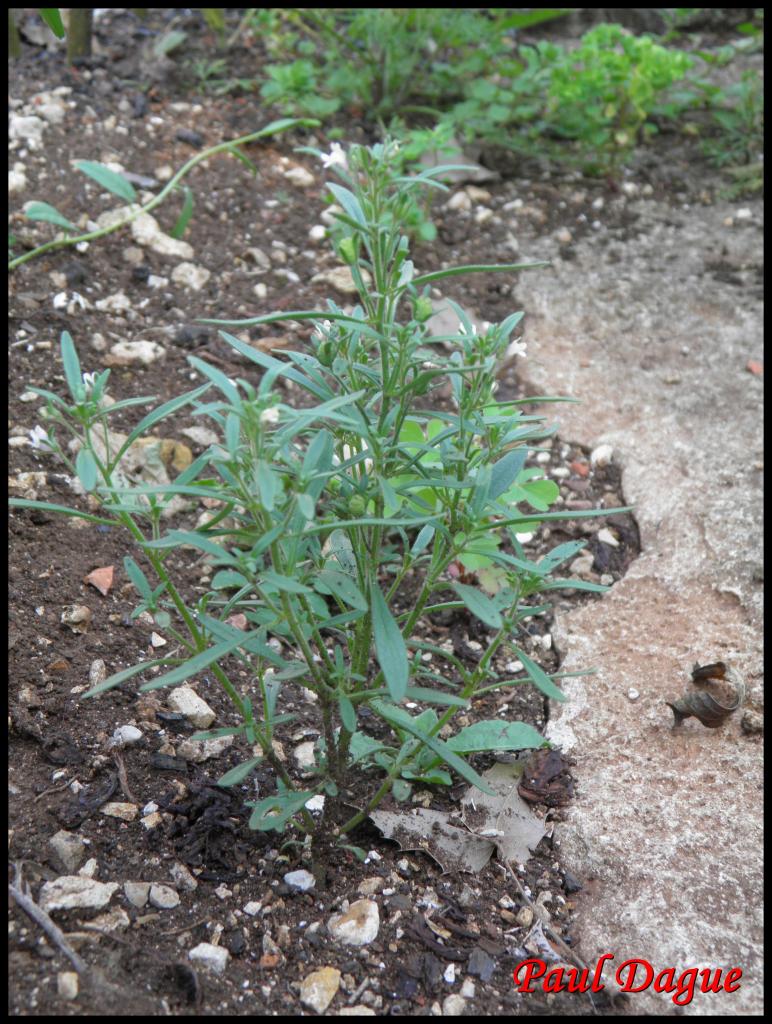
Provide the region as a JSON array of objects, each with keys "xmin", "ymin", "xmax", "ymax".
[
  {"xmin": 449, "ymin": 24, "xmax": 695, "ymax": 176},
  {"xmin": 8, "ymin": 118, "xmax": 316, "ymax": 271},
  {"xmin": 11, "ymin": 142, "xmax": 626, "ymax": 858},
  {"xmin": 257, "ymin": 8, "xmax": 569, "ymax": 123}
]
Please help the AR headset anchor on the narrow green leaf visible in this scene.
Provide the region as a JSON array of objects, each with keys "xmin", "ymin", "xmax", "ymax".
[
  {"xmin": 261, "ymin": 571, "xmax": 313, "ymax": 594},
  {"xmin": 124, "ymin": 556, "xmax": 153, "ymax": 601},
  {"xmin": 75, "ymin": 161, "xmax": 137, "ymax": 202},
  {"xmin": 24, "ymin": 201, "xmax": 77, "ymax": 232},
  {"xmin": 188, "ymin": 355, "xmax": 240, "ymax": 404},
  {"xmin": 446, "ymin": 720, "xmax": 545, "ymax": 753},
  {"xmin": 60, "ymin": 331, "xmax": 83, "ymax": 403},
  {"xmin": 514, "ymin": 649, "xmax": 567, "ymax": 703},
  {"xmin": 170, "ymin": 185, "xmax": 194, "ymax": 238},
  {"xmin": 8, "ymin": 498, "xmax": 118, "ymax": 527},
  {"xmin": 403, "ymin": 687, "xmax": 468, "ymax": 707},
  {"xmin": 413, "ymin": 261, "xmax": 549, "ymax": 288},
  {"xmin": 138, "ymin": 634, "xmax": 259, "ymax": 692},
  {"xmin": 39, "ymin": 9, "xmax": 66, "ymax": 38},
  {"xmin": 84, "ymin": 658, "xmax": 169, "ymax": 697},
  {"xmin": 327, "ymin": 183, "xmax": 367, "ymax": 227},
  {"xmin": 372, "ymin": 701, "xmax": 495, "ymax": 795},
  {"xmin": 450, "ymin": 582, "xmax": 503, "ymax": 629},
  {"xmin": 255, "ymin": 461, "xmax": 278, "ymax": 511},
  {"xmin": 338, "ymin": 695, "xmax": 357, "ymax": 733},
  {"xmin": 370, "ymin": 584, "xmax": 409, "ymax": 702},
  {"xmin": 217, "ymin": 757, "xmax": 263, "ymax": 787},
  {"xmin": 489, "ymin": 448, "xmax": 529, "ymax": 500},
  {"xmin": 314, "ymin": 570, "xmax": 368, "ymax": 610},
  {"xmin": 75, "ymin": 448, "xmax": 99, "ymax": 492},
  {"xmin": 211, "ymin": 569, "xmax": 250, "ymax": 590}
]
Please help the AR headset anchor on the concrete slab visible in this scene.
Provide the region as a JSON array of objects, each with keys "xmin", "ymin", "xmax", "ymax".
[{"xmin": 518, "ymin": 198, "xmax": 763, "ymax": 1014}]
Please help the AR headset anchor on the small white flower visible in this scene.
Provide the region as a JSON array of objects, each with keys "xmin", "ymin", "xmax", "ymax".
[
  {"xmin": 312, "ymin": 319, "xmax": 332, "ymax": 343},
  {"xmin": 321, "ymin": 143, "xmax": 348, "ymax": 171},
  {"xmin": 458, "ymin": 321, "xmax": 477, "ymax": 337},
  {"xmin": 82, "ymin": 372, "xmax": 97, "ymax": 395},
  {"xmin": 260, "ymin": 407, "xmax": 280, "ymax": 427},
  {"xmin": 29, "ymin": 425, "xmax": 53, "ymax": 450},
  {"xmin": 505, "ymin": 338, "xmax": 528, "ymax": 360}
]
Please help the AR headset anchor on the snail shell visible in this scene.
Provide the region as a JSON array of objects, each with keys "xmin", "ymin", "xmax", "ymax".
[{"xmin": 666, "ymin": 662, "xmax": 745, "ymax": 728}]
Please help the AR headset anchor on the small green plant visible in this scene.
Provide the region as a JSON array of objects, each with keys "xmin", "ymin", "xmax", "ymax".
[
  {"xmin": 8, "ymin": 118, "xmax": 315, "ymax": 272},
  {"xmin": 11, "ymin": 142, "xmax": 624, "ymax": 857},
  {"xmin": 702, "ymin": 69, "xmax": 764, "ymax": 169},
  {"xmin": 449, "ymin": 24, "xmax": 695, "ymax": 176},
  {"xmin": 257, "ymin": 9, "xmax": 569, "ymax": 124}
]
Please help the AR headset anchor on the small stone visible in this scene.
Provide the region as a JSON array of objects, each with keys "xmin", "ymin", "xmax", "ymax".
[
  {"xmin": 597, "ymin": 528, "xmax": 619, "ymax": 548},
  {"xmin": 78, "ymin": 858, "xmax": 98, "ymax": 879},
  {"xmin": 243, "ymin": 901, "xmax": 262, "ymax": 916},
  {"xmin": 283, "ymin": 165, "xmax": 316, "ymax": 188},
  {"xmin": 57, "ymin": 971, "xmax": 79, "ymax": 1000},
  {"xmin": 283, "ymin": 869, "xmax": 316, "ymax": 892},
  {"xmin": 111, "ymin": 725, "xmax": 143, "ymax": 747},
  {"xmin": 170, "ymin": 862, "xmax": 199, "ymax": 891},
  {"xmin": 168, "ymin": 686, "xmax": 215, "ymax": 729},
  {"xmin": 123, "ymin": 881, "xmax": 150, "ymax": 909},
  {"xmin": 101, "ymin": 802, "xmax": 138, "ymax": 821},
  {"xmin": 442, "ymin": 993, "xmax": 467, "ymax": 1015},
  {"xmin": 308, "ymin": 224, "xmax": 326, "ymax": 241},
  {"xmin": 61, "ymin": 605, "xmax": 92, "ymax": 633},
  {"xmin": 189, "ymin": 942, "xmax": 229, "ymax": 974},
  {"xmin": 555, "ymin": 226, "xmax": 573, "ymax": 244},
  {"xmin": 310, "ymin": 266, "xmax": 370, "ymax": 296},
  {"xmin": 339, "ymin": 1009, "xmax": 376, "ymax": 1017},
  {"xmin": 300, "ymin": 966, "xmax": 341, "ymax": 1014},
  {"xmin": 293, "ymin": 741, "xmax": 317, "ymax": 770},
  {"xmin": 150, "ymin": 632, "xmax": 167, "ymax": 648},
  {"xmin": 735, "ymin": 208, "xmax": 753, "ymax": 221},
  {"xmin": 130, "ymin": 210, "xmax": 194, "ymax": 258},
  {"xmin": 590, "ymin": 443, "xmax": 614, "ymax": 468},
  {"xmin": 39, "ymin": 877, "xmax": 119, "ymax": 912},
  {"xmin": 94, "ymin": 291, "xmax": 132, "ymax": 314},
  {"xmin": 105, "ymin": 340, "xmax": 166, "ymax": 367},
  {"xmin": 570, "ymin": 554, "xmax": 595, "ymax": 579},
  {"xmin": 141, "ymin": 811, "xmax": 163, "ymax": 830},
  {"xmin": 461, "ymin": 978, "xmax": 476, "ymax": 999},
  {"xmin": 171, "ymin": 262, "xmax": 211, "ymax": 291},
  {"xmin": 177, "ymin": 734, "xmax": 234, "ymax": 763},
  {"xmin": 516, "ymin": 906, "xmax": 533, "ymax": 928},
  {"xmin": 474, "ymin": 207, "xmax": 493, "ymax": 225},
  {"xmin": 149, "ymin": 884, "xmax": 180, "ymax": 909},
  {"xmin": 357, "ymin": 876, "xmax": 384, "ymax": 896},
  {"xmin": 741, "ymin": 709, "xmax": 763, "ymax": 735},
  {"xmin": 327, "ymin": 899, "xmax": 380, "ymax": 947},
  {"xmin": 48, "ymin": 830, "xmax": 86, "ymax": 873},
  {"xmin": 89, "ymin": 660, "xmax": 107, "ymax": 688},
  {"xmin": 467, "ymin": 947, "xmax": 495, "ymax": 982},
  {"xmin": 446, "ymin": 191, "xmax": 472, "ymax": 212},
  {"xmin": 628, "ymin": 688, "xmax": 640, "ymax": 702}
]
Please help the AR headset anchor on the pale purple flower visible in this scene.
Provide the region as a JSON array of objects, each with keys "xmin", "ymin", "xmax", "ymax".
[{"xmin": 29, "ymin": 425, "xmax": 53, "ymax": 450}]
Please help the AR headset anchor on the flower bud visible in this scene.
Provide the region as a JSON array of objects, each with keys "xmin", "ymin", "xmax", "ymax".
[
  {"xmin": 414, "ymin": 296, "xmax": 433, "ymax": 323},
  {"xmin": 348, "ymin": 494, "xmax": 366, "ymax": 516},
  {"xmin": 338, "ymin": 237, "xmax": 357, "ymax": 265}
]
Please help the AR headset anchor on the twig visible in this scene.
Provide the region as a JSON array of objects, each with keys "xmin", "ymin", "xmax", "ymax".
[
  {"xmin": 9, "ymin": 863, "xmax": 88, "ymax": 975},
  {"xmin": 494, "ymin": 857, "xmax": 600, "ymax": 1014},
  {"xmin": 34, "ymin": 782, "xmax": 70, "ymax": 803},
  {"xmin": 112, "ymin": 750, "xmax": 138, "ymax": 803},
  {"xmin": 158, "ymin": 916, "xmax": 210, "ymax": 937}
]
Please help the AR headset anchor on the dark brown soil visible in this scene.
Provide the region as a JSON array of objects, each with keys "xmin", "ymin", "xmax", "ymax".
[{"xmin": 9, "ymin": 8, "xmax": 751, "ymax": 1018}]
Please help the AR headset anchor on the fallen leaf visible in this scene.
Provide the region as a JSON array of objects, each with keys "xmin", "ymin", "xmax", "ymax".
[
  {"xmin": 460, "ymin": 761, "xmax": 547, "ymax": 866},
  {"xmin": 370, "ymin": 806, "xmax": 494, "ymax": 874},
  {"xmin": 84, "ymin": 566, "xmax": 114, "ymax": 596},
  {"xmin": 746, "ymin": 359, "xmax": 763, "ymax": 376},
  {"xmin": 225, "ymin": 613, "xmax": 247, "ymax": 630}
]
